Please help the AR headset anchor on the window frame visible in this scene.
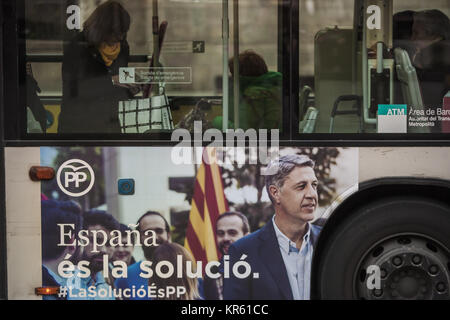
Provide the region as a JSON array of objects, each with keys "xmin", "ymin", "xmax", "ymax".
[
  {"xmin": 0, "ymin": 0, "xmax": 9, "ymax": 301},
  {"xmin": 2, "ymin": 0, "xmax": 450, "ymax": 143},
  {"xmin": 2, "ymin": 0, "xmax": 293, "ymax": 142},
  {"xmin": 290, "ymin": 0, "xmax": 450, "ymax": 141}
]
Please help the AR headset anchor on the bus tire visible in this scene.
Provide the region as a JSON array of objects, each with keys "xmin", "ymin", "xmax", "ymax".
[{"xmin": 316, "ymin": 196, "xmax": 450, "ymax": 300}]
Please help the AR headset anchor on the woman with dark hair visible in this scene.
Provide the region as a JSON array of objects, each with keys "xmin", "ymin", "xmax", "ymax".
[{"xmin": 58, "ymin": 1, "xmax": 139, "ymax": 133}]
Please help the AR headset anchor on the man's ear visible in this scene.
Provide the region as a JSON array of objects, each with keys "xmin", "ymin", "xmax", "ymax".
[{"xmin": 269, "ymin": 185, "xmax": 281, "ymax": 205}]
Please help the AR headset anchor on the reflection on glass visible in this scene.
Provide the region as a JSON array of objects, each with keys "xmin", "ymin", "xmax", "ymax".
[
  {"xmin": 298, "ymin": 0, "xmax": 450, "ymax": 134},
  {"xmin": 58, "ymin": 1, "xmax": 138, "ymax": 133},
  {"xmin": 212, "ymin": 50, "xmax": 282, "ymax": 131},
  {"xmin": 24, "ymin": 0, "xmax": 282, "ymax": 135}
]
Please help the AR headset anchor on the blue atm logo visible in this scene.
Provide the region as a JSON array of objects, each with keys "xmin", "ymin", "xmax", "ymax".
[{"xmin": 378, "ymin": 105, "xmax": 407, "ymax": 116}]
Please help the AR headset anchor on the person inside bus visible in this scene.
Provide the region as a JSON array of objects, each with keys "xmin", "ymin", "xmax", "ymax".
[
  {"xmin": 151, "ymin": 242, "xmax": 202, "ymax": 300},
  {"xmin": 58, "ymin": 1, "xmax": 140, "ymax": 134},
  {"xmin": 41, "ymin": 200, "xmax": 83, "ymax": 300},
  {"xmin": 392, "ymin": 10, "xmax": 416, "ymax": 106},
  {"xmin": 393, "ymin": 10, "xmax": 416, "ymax": 58},
  {"xmin": 26, "ymin": 63, "xmax": 47, "ymax": 133},
  {"xmin": 410, "ymin": 10, "xmax": 450, "ymax": 132},
  {"xmin": 212, "ymin": 50, "xmax": 282, "ymax": 130}
]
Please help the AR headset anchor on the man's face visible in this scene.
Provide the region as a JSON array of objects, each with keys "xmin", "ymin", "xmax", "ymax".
[
  {"xmin": 112, "ymin": 237, "xmax": 134, "ymax": 265},
  {"xmin": 139, "ymin": 214, "xmax": 170, "ymax": 260},
  {"xmin": 276, "ymin": 166, "xmax": 318, "ymax": 224},
  {"xmin": 216, "ymin": 215, "xmax": 247, "ymax": 255},
  {"xmin": 82, "ymin": 225, "xmax": 110, "ymax": 274}
]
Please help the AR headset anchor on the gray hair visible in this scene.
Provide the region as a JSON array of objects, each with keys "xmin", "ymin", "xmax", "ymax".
[{"xmin": 265, "ymin": 154, "xmax": 315, "ymax": 204}]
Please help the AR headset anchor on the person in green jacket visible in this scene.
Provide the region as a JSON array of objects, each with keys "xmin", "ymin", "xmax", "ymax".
[{"xmin": 213, "ymin": 50, "xmax": 282, "ymax": 130}]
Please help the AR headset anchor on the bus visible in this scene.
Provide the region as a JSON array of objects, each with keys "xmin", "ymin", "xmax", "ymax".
[{"xmin": 1, "ymin": 0, "xmax": 450, "ymax": 301}]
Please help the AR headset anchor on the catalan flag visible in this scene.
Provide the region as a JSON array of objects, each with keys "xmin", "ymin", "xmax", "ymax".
[{"xmin": 185, "ymin": 147, "xmax": 229, "ymax": 270}]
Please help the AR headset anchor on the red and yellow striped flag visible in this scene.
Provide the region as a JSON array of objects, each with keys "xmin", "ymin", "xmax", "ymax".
[{"xmin": 185, "ymin": 147, "xmax": 229, "ymax": 269}]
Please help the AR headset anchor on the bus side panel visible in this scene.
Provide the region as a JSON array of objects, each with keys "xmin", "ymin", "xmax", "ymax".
[
  {"xmin": 5, "ymin": 147, "xmax": 42, "ymax": 300},
  {"xmin": 359, "ymin": 147, "xmax": 450, "ymax": 182}
]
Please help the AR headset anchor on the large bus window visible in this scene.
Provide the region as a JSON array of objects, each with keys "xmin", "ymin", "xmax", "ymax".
[
  {"xmin": 23, "ymin": 0, "xmax": 284, "ymax": 137},
  {"xmin": 298, "ymin": 0, "xmax": 450, "ymax": 135}
]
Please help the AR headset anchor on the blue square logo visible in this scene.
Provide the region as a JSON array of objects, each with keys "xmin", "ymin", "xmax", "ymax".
[{"xmin": 118, "ymin": 179, "xmax": 135, "ymax": 195}]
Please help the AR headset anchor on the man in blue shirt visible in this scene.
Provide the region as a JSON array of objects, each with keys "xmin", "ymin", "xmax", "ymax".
[
  {"xmin": 224, "ymin": 154, "xmax": 322, "ymax": 300},
  {"xmin": 41, "ymin": 200, "xmax": 83, "ymax": 300},
  {"xmin": 115, "ymin": 211, "xmax": 205, "ymax": 300},
  {"xmin": 115, "ymin": 211, "xmax": 171, "ymax": 300},
  {"xmin": 68, "ymin": 210, "xmax": 120, "ymax": 300}
]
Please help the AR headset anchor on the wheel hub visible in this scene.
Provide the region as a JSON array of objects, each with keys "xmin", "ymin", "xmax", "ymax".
[{"xmin": 355, "ymin": 235, "xmax": 450, "ymax": 300}]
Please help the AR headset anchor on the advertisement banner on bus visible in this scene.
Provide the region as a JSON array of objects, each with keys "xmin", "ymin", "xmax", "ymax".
[{"xmin": 38, "ymin": 146, "xmax": 358, "ymax": 300}]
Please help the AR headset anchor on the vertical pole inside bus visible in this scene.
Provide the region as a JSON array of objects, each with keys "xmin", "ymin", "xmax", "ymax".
[
  {"xmin": 233, "ymin": 0, "xmax": 240, "ymax": 129},
  {"xmin": 152, "ymin": 0, "xmax": 159, "ymax": 97},
  {"xmin": 222, "ymin": 0, "xmax": 229, "ymax": 131},
  {"xmin": 363, "ymin": 0, "xmax": 393, "ymax": 130}
]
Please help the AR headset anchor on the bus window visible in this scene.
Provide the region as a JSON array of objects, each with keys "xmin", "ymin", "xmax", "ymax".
[
  {"xmin": 298, "ymin": 0, "xmax": 357, "ymax": 134},
  {"xmin": 23, "ymin": 0, "xmax": 285, "ymax": 137},
  {"xmin": 298, "ymin": 0, "xmax": 450, "ymax": 135},
  {"xmin": 215, "ymin": 1, "xmax": 282, "ymax": 132},
  {"xmin": 393, "ymin": 1, "xmax": 450, "ymax": 133}
]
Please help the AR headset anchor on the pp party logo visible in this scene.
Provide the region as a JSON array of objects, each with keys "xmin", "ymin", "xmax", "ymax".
[{"xmin": 57, "ymin": 159, "xmax": 95, "ymax": 197}]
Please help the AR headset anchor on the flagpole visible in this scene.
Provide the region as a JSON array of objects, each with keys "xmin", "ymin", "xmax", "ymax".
[{"xmin": 193, "ymin": 147, "xmax": 198, "ymax": 177}]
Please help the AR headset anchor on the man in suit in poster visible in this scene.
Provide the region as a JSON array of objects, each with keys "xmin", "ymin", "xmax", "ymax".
[{"xmin": 223, "ymin": 154, "xmax": 322, "ymax": 300}]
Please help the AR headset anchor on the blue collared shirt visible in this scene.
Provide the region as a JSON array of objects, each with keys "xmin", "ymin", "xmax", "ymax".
[
  {"xmin": 42, "ymin": 265, "xmax": 114, "ymax": 300},
  {"xmin": 42, "ymin": 265, "xmax": 68, "ymax": 300},
  {"xmin": 66, "ymin": 270, "xmax": 115, "ymax": 300},
  {"xmin": 272, "ymin": 216, "xmax": 313, "ymax": 300},
  {"xmin": 43, "ymin": 265, "xmax": 66, "ymax": 287}
]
